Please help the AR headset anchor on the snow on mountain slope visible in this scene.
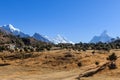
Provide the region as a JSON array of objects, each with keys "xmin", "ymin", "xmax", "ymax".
[
  {"xmin": 1, "ymin": 24, "xmax": 29, "ymax": 37},
  {"xmin": 3, "ymin": 24, "xmax": 20, "ymax": 32},
  {"xmin": 33, "ymin": 34, "xmax": 74, "ymax": 44},
  {"xmin": 52, "ymin": 34, "xmax": 74, "ymax": 44},
  {"xmin": 90, "ymin": 30, "xmax": 112, "ymax": 43},
  {"xmin": 33, "ymin": 33, "xmax": 51, "ymax": 43}
]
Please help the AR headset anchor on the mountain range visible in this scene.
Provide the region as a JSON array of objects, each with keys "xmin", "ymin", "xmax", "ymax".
[
  {"xmin": 0, "ymin": 24, "xmax": 115, "ymax": 44},
  {"xmin": 0, "ymin": 24, "xmax": 74, "ymax": 44}
]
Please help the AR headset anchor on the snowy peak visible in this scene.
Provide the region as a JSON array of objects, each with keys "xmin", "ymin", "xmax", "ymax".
[
  {"xmin": 2, "ymin": 24, "xmax": 20, "ymax": 32},
  {"xmin": 100, "ymin": 30, "xmax": 108, "ymax": 37},
  {"xmin": 1, "ymin": 24, "xmax": 29, "ymax": 37},
  {"xmin": 55, "ymin": 34, "xmax": 67, "ymax": 43},
  {"xmin": 52, "ymin": 34, "xmax": 74, "ymax": 44},
  {"xmin": 90, "ymin": 30, "xmax": 112, "ymax": 43}
]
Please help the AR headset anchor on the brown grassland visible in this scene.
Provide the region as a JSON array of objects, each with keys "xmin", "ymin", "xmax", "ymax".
[{"xmin": 0, "ymin": 49, "xmax": 120, "ymax": 80}]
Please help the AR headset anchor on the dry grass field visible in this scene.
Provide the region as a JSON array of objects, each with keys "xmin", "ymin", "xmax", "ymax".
[{"xmin": 0, "ymin": 49, "xmax": 120, "ymax": 80}]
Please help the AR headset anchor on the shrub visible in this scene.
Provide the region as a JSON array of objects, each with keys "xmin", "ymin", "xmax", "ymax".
[
  {"xmin": 95, "ymin": 61, "xmax": 99, "ymax": 65},
  {"xmin": 92, "ymin": 51, "xmax": 95, "ymax": 55},
  {"xmin": 64, "ymin": 52, "xmax": 73, "ymax": 57},
  {"xmin": 82, "ymin": 48, "xmax": 86, "ymax": 51},
  {"xmin": 24, "ymin": 47, "xmax": 29, "ymax": 52},
  {"xmin": 107, "ymin": 53, "xmax": 117, "ymax": 70},
  {"xmin": 30, "ymin": 48, "xmax": 34, "ymax": 52},
  {"xmin": 0, "ymin": 46, "xmax": 5, "ymax": 52},
  {"xmin": 36, "ymin": 47, "xmax": 44, "ymax": 52},
  {"xmin": 107, "ymin": 53, "xmax": 117, "ymax": 61},
  {"xmin": 77, "ymin": 62, "xmax": 82, "ymax": 67},
  {"xmin": 108, "ymin": 62, "xmax": 117, "ymax": 69}
]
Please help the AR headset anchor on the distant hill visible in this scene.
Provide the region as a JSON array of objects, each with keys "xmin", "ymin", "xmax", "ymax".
[{"xmin": 0, "ymin": 29, "xmax": 48, "ymax": 47}]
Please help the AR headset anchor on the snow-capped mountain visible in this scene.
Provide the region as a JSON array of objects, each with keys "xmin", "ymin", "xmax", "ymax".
[
  {"xmin": 1, "ymin": 24, "xmax": 29, "ymax": 37},
  {"xmin": 90, "ymin": 30, "xmax": 112, "ymax": 43},
  {"xmin": 33, "ymin": 33, "xmax": 51, "ymax": 43},
  {"xmin": 33, "ymin": 34, "xmax": 74, "ymax": 44},
  {"xmin": 52, "ymin": 35, "xmax": 74, "ymax": 44},
  {"xmin": 2, "ymin": 24, "xmax": 20, "ymax": 32}
]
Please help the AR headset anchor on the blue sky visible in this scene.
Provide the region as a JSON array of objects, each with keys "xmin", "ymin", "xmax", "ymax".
[{"xmin": 0, "ymin": 0, "xmax": 120, "ymax": 43}]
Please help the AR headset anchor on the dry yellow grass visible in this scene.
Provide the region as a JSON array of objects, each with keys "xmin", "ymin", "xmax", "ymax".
[{"xmin": 0, "ymin": 49, "xmax": 120, "ymax": 80}]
